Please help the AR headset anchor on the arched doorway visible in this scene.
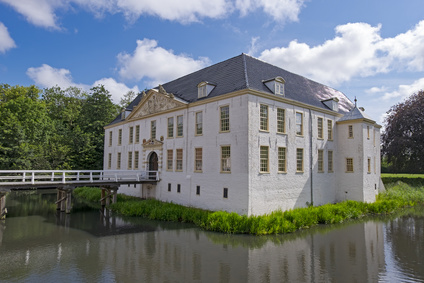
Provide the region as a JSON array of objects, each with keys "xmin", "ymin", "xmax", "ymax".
[{"xmin": 148, "ymin": 152, "xmax": 158, "ymax": 180}]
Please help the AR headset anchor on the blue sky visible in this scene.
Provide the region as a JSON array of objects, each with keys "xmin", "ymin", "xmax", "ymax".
[{"xmin": 1, "ymin": 0, "xmax": 424, "ymax": 124}]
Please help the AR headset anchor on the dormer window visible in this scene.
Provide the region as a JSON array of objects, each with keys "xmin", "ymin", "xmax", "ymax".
[
  {"xmin": 197, "ymin": 81, "xmax": 216, "ymax": 98},
  {"xmin": 263, "ymin": 77, "xmax": 285, "ymax": 96}
]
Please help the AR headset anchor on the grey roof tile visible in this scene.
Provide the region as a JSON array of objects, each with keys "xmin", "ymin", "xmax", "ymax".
[{"xmin": 107, "ymin": 54, "xmax": 358, "ymax": 126}]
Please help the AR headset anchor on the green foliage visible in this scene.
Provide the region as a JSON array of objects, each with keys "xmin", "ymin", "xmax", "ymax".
[
  {"xmin": 0, "ymin": 84, "xmax": 120, "ymax": 170},
  {"xmin": 74, "ymin": 177, "xmax": 424, "ymax": 236},
  {"xmin": 0, "ymin": 84, "xmax": 53, "ymax": 169},
  {"xmin": 382, "ymin": 90, "xmax": 424, "ymax": 173}
]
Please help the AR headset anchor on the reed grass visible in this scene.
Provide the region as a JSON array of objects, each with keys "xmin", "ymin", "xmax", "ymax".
[{"xmin": 73, "ymin": 180, "xmax": 424, "ymax": 235}]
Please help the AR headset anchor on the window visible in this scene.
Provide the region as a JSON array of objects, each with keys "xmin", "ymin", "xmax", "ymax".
[
  {"xmin": 318, "ymin": 150, "xmax": 324, "ymax": 172},
  {"xmin": 275, "ymin": 81, "xmax": 284, "ymax": 95},
  {"xmin": 167, "ymin": 149, "xmax": 173, "ymax": 171},
  {"xmin": 196, "ymin": 185, "xmax": 200, "ymax": 195},
  {"xmin": 260, "ymin": 146, "xmax": 269, "ymax": 172},
  {"xmin": 195, "ymin": 112, "xmax": 203, "ymax": 135},
  {"xmin": 221, "ymin": 146, "xmax": 231, "ymax": 172},
  {"xmin": 108, "ymin": 131, "xmax": 112, "ymax": 147},
  {"xmin": 177, "ymin": 184, "xmax": 181, "ymax": 193},
  {"xmin": 134, "ymin": 151, "xmax": 139, "ymax": 169},
  {"xmin": 348, "ymin": 125, "xmax": 353, "ymax": 138},
  {"xmin": 198, "ymin": 84, "xmax": 207, "ymax": 98},
  {"xmin": 117, "ymin": 152, "xmax": 121, "ymax": 169},
  {"xmin": 328, "ymin": 150, "xmax": 333, "ymax": 172},
  {"xmin": 195, "ymin": 148, "xmax": 202, "ymax": 172},
  {"xmin": 317, "ymin": 117, "xmax": 323, "ymax": 139},
  {"xmin": 260, "ymin": 104, "xmax": 269, "ymax": 131},
  {"xmin": 278, "ymin": 147, "xmax": 287, "ymax": 172},
  {"xmin": 135, "ymin": 125, "xmax": 140, "ymax": 143},
  {"xmin": 223, "ymin": 188, "xmax": 228, "ymax": 199},
  {"xmin": 118, "ymin": 129, "xmax": 122, "ymax": 145},
  {"xmin": 373, "ymin": 130, "xmax": 376, "ymax": 146},
  {"xmin": 129, "ymin": 127, "xmax": 134, "ymax": 144},
  {"xmin": 296, "ymin": 112, "xmax": 303, "ymax": 136},
  {"xmin": 220, "ymin": 105, "xmax": 230, "ymax": 132},
  {"xmin": 168, "ymin": 117, "xmax": 174, "ymax": 138},
  {"xmin": 197, "ymin": 82, "xmax": 215, "ymax": 98},
  {"xmin": 368, "ymin": 158, "xmax": 371, "ymax": 173},
  {"xmin": 367, "ymin": 126, "xmax": 370, "ymax": 139},
  {"xmin": 328, "ymin": 120, "xmax": 333, "ymax": 140},
  {"xmin": 168, "ymin": 183, "xmax": 171, "ymax": 192},
  {"xmin": 127, "ymin": 152, "xmax": 133, "ymax": 169},
  {"xmin": 108, "ymin": 153, "xmax": 112, "ymax": 169},
  {"xmin": 176, "ymin": 149, "xmax": 183, "ymax": 171},
  {"xmin": 277, "ymin": 108, "xmax": 285, "ymax": 133},
  {"xmin": 296, "ymin": 148, "xmax": 304, "ymax": 172},
  {"xmin": 346, "ymin": 158, "xmax": 354, "ymax": 172},
  {"xmin": 151, "ymin": 120, "xmax": 156, "ymax": 140},
  {"xmin": 374, "ymin": 157, "xmax": 376, "ymax": 174},
  {"xmin": 177, "ymin": 115, "xmax": 183, "ymax": 137}
]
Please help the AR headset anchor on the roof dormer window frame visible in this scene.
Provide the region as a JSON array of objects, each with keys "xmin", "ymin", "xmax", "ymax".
[
  {"xmin": 197, "ymin": 81, "xmax": 216, "ymax": 99},
  {"xmin": 263, "ymin": 76, "xmax": 285, "ymax": 96}
]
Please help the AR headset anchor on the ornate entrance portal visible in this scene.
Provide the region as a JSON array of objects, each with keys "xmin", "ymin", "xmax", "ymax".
[{"xmin": 148, "ymin": 152, "xmax": 158, "ymax": 179}]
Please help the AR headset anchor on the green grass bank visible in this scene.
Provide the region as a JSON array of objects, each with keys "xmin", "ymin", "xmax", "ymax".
[{"xmin": 73, "ymin": 177, "xmax": 424, "ymax": 235}]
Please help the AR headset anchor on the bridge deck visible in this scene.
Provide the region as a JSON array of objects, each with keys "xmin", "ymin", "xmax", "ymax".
[{"xmin": 0, "ymin": 170, "xmax": 159, "ymax": 191}]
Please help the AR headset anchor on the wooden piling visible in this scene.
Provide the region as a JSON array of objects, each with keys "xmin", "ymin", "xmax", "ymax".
[
  {"xmin": 56, "ymin": 190, "xmax": 61, "ymax": 210},
  {"xmin": 0, "ymin": 193, "xmax": 7, "ymax": 220},
  {"xmin": 66, "ymin": 190, "xmax": 72, "ymax": 214}
]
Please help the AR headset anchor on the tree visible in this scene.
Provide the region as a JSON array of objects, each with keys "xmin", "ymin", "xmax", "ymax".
[
  {"xmin": 382, "ymin": 90, "xmax": 424, "ymax": 173},
  {"xmin": 0, "ymin": 84, "xmax": 53, "ymax": 169},
  {"xmin": 76, "ymin": 85, "xmax": 120, "ymax": 169},
  {"xmin": 119, "ymin": 90, "xmax": 137, "ymax": 109}
]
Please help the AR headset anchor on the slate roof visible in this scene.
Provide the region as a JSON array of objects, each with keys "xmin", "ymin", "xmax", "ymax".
[
  {"xmin": 338, "ymin": 105, "xmax": 374, "ymax": 122},
  {"xmin": 108, "ymin": 54, "xmax": 356, "ymax": 126}
]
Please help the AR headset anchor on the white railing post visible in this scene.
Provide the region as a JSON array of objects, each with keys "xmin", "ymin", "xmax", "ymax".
[
  {"xmin": 77, "ymin": 172, "xmax": 80, "ymax": 181},
  {"xmin": 90, "ymin": 172, "xmax": 93, "ymax": 183},
  {"xmin": 31, "ymin": 172, "xmax": 35, "ymax": 185},
  {"xmin": 22, "ymin": 172, "xmax": 26, "ymax": 183},
  {"xmin": 51, "ymin": 172, "xmax": 54, "ymax": 182},
  {"xmin": 62, "ymin": 172, "xmax": 66, "ymax": 184}
]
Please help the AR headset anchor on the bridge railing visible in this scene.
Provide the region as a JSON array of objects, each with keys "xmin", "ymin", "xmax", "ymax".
[{"xmin": 0, "ymin": 170, "xmax": 159, "ymax": 187}]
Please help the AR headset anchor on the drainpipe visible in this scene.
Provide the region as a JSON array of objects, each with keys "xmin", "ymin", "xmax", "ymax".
[{"xmin": 309, "ymin": 109, "xmax": 313, "ymax": 206}]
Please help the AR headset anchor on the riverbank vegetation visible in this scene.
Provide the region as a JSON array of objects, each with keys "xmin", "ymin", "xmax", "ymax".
[{"xmin": 74, "ymin": 176, "xmax": 424, "ymax": 235}]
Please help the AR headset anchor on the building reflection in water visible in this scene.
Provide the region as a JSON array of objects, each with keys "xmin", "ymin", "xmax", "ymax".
[{"xmin": 1, "ymin": 190, "xmax": 423, "ymax": 283}]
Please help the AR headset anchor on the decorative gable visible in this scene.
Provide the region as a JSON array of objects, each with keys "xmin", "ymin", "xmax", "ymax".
[
  {"xmin": 263, "ymin": 77, "xmax": 285, "ymax": 96},
  {"xmin": 142, "ymin": 138, "xmax": 163, "ymax": 150},
  {"xmin": 127, "ymin": 86, "xmax": 186, "ymax": 120}
]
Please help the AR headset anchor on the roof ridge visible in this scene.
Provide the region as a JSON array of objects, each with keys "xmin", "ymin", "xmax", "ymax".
[{"xmin": 241, "ymin": 53, "xmax": 250, "ymax": 89}]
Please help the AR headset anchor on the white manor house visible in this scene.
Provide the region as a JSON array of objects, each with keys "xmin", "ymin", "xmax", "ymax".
[{"xmin": 103, "ymin": 54, "xmax": 382, "ymax": 216}]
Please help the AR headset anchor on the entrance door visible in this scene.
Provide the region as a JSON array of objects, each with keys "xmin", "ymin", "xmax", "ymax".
[{"xmin": 148, "ymin": 152, "xmax": 158, "ymax": 180}]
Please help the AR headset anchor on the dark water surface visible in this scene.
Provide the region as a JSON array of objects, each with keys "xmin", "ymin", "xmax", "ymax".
[{"xmin": 0, "ymin": 190, "xmax": 423, "ymax": 283}]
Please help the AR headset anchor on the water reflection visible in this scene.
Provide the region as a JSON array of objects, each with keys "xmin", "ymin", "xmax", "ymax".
[{"xmin": 0, "ymin": 191, "xmax": 423, "ymax": 282}]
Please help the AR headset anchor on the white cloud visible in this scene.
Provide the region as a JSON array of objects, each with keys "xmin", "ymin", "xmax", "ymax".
[
  {"xmin": 26, "ymin": 64, "xmax": 137, "ymax": 103},
  {"xmin": 93, "ymin": 77, "xmax": 139, "ymax": 103},
  {"xmin": 0, "ymin": 0, "xmax": 62, "ymax": 29},
  {"xmin": 27, "ymin": 64, "xmax": 79, "ymax": 88},
  {"xmin": 259, "ymin": 20, "xmax": 424, "ymax": 86},
  {"xmin": 381, "ymin": 78, "xmax": 424, "ymax": 100},
  {"xmin": 0, "ymin": 22, "xmax": 16, "ymax": 53},
  {"xmin": 259, "ymin": 22, "xmax": 388, "ymax": 85},
  {"xmin": 0, "ymin": 0, "xmax": 305, "ymax": 29},
  {"xmin": 117, "ymin": 38, "xmax": 211, "ymax": 86},
  {"xmin": 114, "ymin": 0, "xmax": 231, "ymax": 23},
  {"xmin": 235, "ymin": 0, "xmax": 305, "ymax": 23}
]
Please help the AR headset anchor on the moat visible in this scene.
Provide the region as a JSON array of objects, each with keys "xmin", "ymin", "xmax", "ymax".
[{"xmin": 0, "ymin": 190, "xmax": 423, "ymax": 282}]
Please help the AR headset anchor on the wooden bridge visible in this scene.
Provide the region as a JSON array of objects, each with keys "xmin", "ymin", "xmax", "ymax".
[{"xmin": 0, "ymin": 170, "xmax": 159, "ymax": 218}]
